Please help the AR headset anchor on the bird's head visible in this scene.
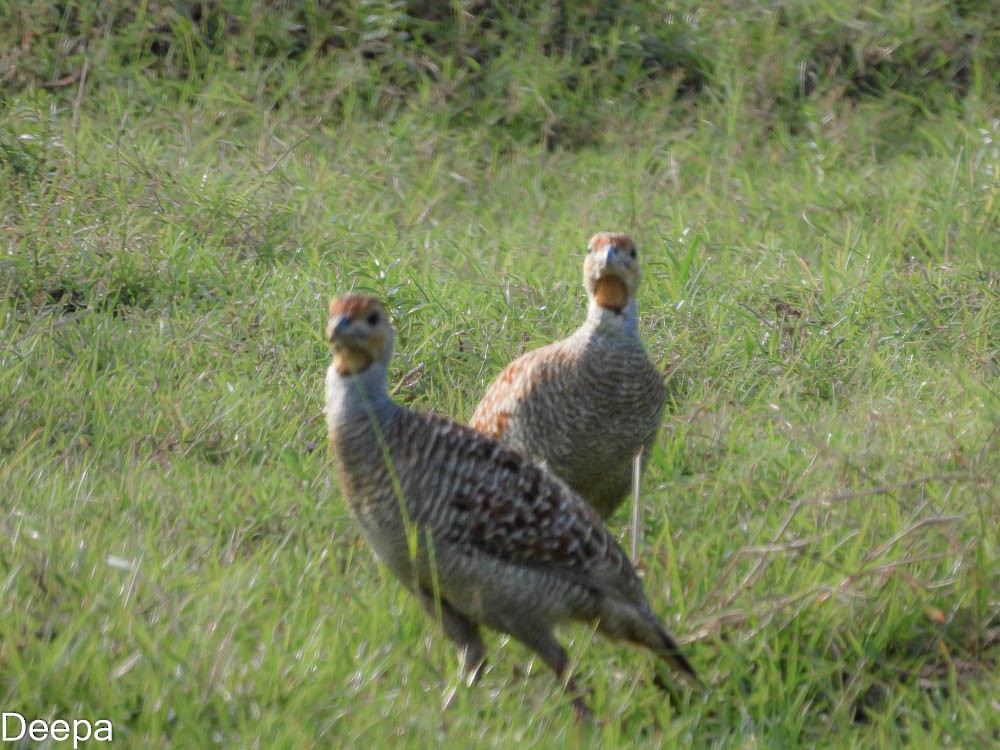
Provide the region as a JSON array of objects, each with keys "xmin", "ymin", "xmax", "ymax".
[
  {"xmin": 325, "ymin": 294, "xmax": 394, "ymax": 376},
  {"xmin": 583, "ymin": 232, "xmax": 640, "ymax": 313}
]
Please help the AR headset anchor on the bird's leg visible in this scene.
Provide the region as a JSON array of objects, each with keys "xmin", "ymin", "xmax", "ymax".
[
  {"xmin": 462, "ymin": 645, "xmax": 487, "ymax": 687},
  {"xmin": 511, "ymin": 629, "xmax": 593, "ymax": 720},
  {"xmin": 417, "ymin": 587, "xmax": 486, "ymax": 685},
  {"xmin": 568, "ymin": 680, "xmax": 594, "ymax": 722},
  {"xmin": 542, "ymin": 646, "xmax": 592, "ymax": 721},
  {"xmin": 630, "ymin": 450, "xmax": 643, "ymax": 562},
  {"xmin": 556, "ymin": 660, "xmax": 593, "ymax": 722}
]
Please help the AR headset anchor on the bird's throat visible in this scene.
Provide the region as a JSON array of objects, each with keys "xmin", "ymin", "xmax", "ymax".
[
  {"xmin": 333, "ymin": 349, "xmax": 374, "ymax": 376},
  {"xmin": 594, "ymin": 276, "xmax": 629, "ymax": 313}
]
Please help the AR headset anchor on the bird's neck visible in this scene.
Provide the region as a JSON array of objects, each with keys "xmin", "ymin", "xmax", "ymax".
[
  {"xmin": 584, "ymin": 296, "xmax": 639, "ymax": 336},
  {"xmin": 325, "ymin": 362, "xmax": 397, "ymax": 430}
]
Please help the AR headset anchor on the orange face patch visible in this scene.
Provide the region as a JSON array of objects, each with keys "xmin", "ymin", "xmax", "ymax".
[
  {"xmin": 326, "ymin": 293, "xmax": 390, "ymax": 375},
  {"xmin": 593, "ymin": 276, "xmax": 629, "ymax": 312},
  {"xmin": 334, "ymin": 349, "xmax": 375, "ymax": 376}
]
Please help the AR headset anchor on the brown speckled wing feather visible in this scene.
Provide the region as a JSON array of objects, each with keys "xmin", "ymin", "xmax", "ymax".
[{"xmin": 408, "ymin": 411, "xmax": 641, "ymax": 598}]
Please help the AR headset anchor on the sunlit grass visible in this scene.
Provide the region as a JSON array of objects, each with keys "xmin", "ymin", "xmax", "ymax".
[{"xmin": 1, "ymin": 1, "xmax": 998, "ymax": 747}]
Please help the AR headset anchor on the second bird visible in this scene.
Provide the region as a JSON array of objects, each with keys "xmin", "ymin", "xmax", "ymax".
[{"xmin": 471, "ymin": 232, "xmax": 666, "ymax": 519}]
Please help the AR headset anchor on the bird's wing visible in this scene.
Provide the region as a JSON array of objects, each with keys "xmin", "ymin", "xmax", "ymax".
[{"xmin": 407, "ymin": 412, "xmax": 642, "ymax": 599}]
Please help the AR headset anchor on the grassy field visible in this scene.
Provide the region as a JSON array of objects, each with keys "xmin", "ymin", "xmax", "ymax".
[{"xmin": 2, "ymin": 1, "xmax": 998, "ymax": 746}]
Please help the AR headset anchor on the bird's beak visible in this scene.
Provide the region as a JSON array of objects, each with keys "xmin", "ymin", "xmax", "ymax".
[
  {"xmin": 328, "ymin": 314, "xmax": 352, "ymax": 343},
  {"xmin": 594, "ymin": 244, "xmax": 619, "ymax": 272}
]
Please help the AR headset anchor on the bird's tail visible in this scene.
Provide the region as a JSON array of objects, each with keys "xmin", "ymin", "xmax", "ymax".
[
  {"xmin": 600, "ymin": 603, "xmax": 702, "ymax": 688},
  {"xmin": 650, "ymin": 621, "xmax": 702, "ymax": 688}
]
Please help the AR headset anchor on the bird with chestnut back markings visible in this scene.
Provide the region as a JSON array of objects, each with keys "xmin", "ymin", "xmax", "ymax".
[
  {"xmin": 323, "ymin": 292, "xmax": 698, "ymax": 718},
  {"xmin": 471, "ymin": 232, "xmax": 667, "ymax": 523}
]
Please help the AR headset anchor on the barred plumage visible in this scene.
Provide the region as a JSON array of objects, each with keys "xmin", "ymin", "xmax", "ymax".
[
  {"xmin": 324, "ymin": 293, "xmax": 697, "ymax": 716},
  {"xmin": 470, "ymin": 232, "xmax": 666, "ymax": 519}
]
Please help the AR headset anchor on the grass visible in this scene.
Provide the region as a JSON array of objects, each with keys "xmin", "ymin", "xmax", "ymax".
[{"xmin": 2, "ymin": 1, "xmax": 998, "ymax": 746}]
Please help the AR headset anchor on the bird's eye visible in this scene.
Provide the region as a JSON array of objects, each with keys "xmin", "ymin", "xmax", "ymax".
[
  {"xmin": 629, "ymin": 248, "xmax": 637, "ymax": 259},
  {"xmin": 367, "ymin": 311, "xmax": 380, "ymax": 326}
]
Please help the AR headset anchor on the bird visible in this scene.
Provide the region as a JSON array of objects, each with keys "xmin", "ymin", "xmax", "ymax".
[
  {"xmin": 470, "ymin": 232, "xmax": 666, "ymax": 521},
  {"xmin": 324, "ymin": 292, "xmax": 697, "ymax": 717}
]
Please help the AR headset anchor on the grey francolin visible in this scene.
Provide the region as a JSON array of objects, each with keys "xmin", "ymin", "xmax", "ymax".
[
  {"xmin": 470, "ymin": 232, "xmax": 666, "ymax": 519},
  {"xmin": 324, "ymin": 293, "xmax": 697, "ymax": 716}
]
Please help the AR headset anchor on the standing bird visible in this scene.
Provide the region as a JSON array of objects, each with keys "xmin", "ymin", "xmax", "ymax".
[
  {"xmin": 324, "ymin": 293, "xmax": 697, "ymax": 716},
  {"xmin": 470, "ymin": 232, "xmax": 666, "ymax": 521}
]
